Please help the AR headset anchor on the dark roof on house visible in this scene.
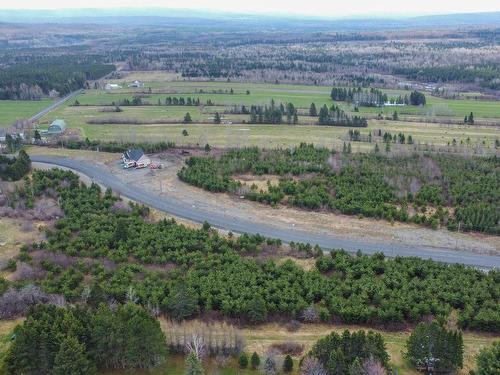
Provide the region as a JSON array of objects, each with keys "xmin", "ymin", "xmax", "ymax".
[{"xmin": 124, "ymin": 148, "xmax": 144, "ymax": 161}]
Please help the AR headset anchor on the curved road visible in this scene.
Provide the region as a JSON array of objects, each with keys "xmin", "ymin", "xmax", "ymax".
[{"xmin": 31, "ymin": 155, "xmax": 500, "ymax": 269}]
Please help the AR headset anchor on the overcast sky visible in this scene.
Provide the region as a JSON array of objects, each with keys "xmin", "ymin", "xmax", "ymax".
[{"xmin": 1, "ymin": 0, "xmax": 499, "ymax": 18}]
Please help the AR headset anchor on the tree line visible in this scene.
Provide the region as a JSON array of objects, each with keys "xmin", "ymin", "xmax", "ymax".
[{"xmin": 318, "ymin": 104, "xmax": 368, "ymax": 127}]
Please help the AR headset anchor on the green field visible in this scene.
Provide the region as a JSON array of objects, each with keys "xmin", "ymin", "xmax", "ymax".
[
  {"xmin": 0, "ymin": 99, "xmax": 54, "ymax": 127},
  {"xmin": 37, "ymin": 80, "xmax": 500, "ymax": 152}
]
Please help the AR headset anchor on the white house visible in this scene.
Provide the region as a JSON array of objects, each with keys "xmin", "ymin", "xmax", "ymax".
[{"xmin": 122, "ymin": 148, "xmax": 151, "ymax": 168}]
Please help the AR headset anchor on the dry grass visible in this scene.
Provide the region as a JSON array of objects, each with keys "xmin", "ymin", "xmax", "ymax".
[
  {"xmin": 159, "ymin": 319, "xmax": 499, "ymax": 374},
  {"xmin": 25, "ymin": 146, "xmax": 118, "ymax": 163},
  {"xmin": 0, "ymin": 218, "xmax": 44, "ymax": 278},
  {"xmin": 233, "ymin": 174, "xmax": 281, "ymax": 192}
]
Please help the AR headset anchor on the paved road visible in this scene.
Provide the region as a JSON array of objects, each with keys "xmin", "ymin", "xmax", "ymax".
[
  {"xmin": 29, "ymin": 89, "xmax": 83, "ymax": 122},
  {"xmin": 30, "ymin": 155, "xmax": 500, "ymax": 269}
]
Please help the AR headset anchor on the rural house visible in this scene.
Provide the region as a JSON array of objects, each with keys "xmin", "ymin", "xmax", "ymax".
[{"xmin": 122, "ymin": 148, "xmax": 151, "ymax": 168}]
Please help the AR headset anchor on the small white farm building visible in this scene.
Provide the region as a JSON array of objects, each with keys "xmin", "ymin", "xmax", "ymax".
[
  {"xmin": 105, "ymin": 83, "xmax": 122, "ymax": 90},
  {"xmin": 127, "ymin": 80, "xmax": 143, "ymax": 88}
]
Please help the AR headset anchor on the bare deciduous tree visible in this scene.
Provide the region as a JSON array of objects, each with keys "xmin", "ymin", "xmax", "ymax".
[
  {"xmin": 363, "ymin": 357, "xmax": 388, "ymax": 375},
  {"xmin": 186, "ymin": 333, "xmax": 206, "ymax": 360},
  {"xmin": 300, "ymin": 357, "xmax": 327, "ymax": 375}
]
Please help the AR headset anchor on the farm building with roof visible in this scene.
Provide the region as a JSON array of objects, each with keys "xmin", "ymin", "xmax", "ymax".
[{"xmin": 46, "ymin": 119, "xmax": 66, "ymax": 135}]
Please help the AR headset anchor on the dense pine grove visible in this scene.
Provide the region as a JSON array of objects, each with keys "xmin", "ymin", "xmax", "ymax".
[
  {"xmin": 178, "ymin": 145, "xmax": 499, "ymax": 234},
  {"xmin": 331, "ymin": 86, "xmax": 388, "ymax": 106},
  {"xmin": 1, "ymin": 168, "xmax": 498, "ymax": 332},
  {"xmin": 0, "ymin": 57, "xmax": 115, "ymax": 99},
  {"xmin": 0, "ymin": 150, "xmax": 31, "ymax": 181},
  {"xmin": 318, "ymin": 104, "xmax": 368, "ymax": 127},
  {"xmin": 5, "ymin": 303, "xmax": 166, "ymax": 374}
]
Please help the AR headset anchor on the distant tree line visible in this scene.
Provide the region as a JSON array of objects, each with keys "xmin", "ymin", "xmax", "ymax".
[
  {"xmin": 63, "ymin": 139, "xmax": 175, "ymax": 153},
  {"xmin": 331, "ymin": 86, "xmax": 388, "ymax": 106},
  {"xmin": 0, "ymin": 57, "xmax": 115, "ymax": 99},
  {"xmin": 248, "ymin": 100, "xmax": 298, "ymax": 124},
  {"xmin": 394, "ymin": 65, "xmax": 500, "ymax": 89},
  {"xmin": 318, "ymin": 104, "xmax": 368, "ymax": 127}
]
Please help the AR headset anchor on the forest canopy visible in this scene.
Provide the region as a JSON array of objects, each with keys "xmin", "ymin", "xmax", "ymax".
[{"xmin": 0, "ymin": 168, "xmax": 498, "ymax": 333}]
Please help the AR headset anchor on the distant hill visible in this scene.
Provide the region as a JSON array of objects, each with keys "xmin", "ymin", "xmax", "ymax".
[{"xmin": 0, "ymin": 8, "xmax": 499, "ymax": 32}]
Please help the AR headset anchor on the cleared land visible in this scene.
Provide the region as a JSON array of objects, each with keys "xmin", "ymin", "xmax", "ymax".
[
  {"xmin": 36, "ymin": 77, "xmax": 499, "ymax": 153},
  {"xmin": 0, "ymin": 99, "xmax": 53, "ymax": 127}
]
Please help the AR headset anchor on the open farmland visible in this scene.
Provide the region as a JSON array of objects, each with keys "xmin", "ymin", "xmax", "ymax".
[
  {"xmin": 39, "ymin": 78, "xmax": 500, "ymax": 153},
  {"xmin": 0, "ymin": 99, "xmax": 53, "ymax": 127}
]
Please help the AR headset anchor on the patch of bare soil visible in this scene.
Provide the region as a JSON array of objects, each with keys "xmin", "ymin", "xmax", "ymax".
[
  {"xmin": 233, "ymin": 174, "xmax": 281, "ymax": 192},
  {"xmin": 97, "ymin": 149, "xmax": 499, "ymax": 256}
]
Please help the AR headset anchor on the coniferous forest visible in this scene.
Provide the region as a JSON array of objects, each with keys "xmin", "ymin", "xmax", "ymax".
[
  {"xmin": 178, "ymin": 144, "xmax": 499, "ymax": 234},
  {"xmin": 1, "ymin": 168, "xmax": 498, "ymax": 334}
]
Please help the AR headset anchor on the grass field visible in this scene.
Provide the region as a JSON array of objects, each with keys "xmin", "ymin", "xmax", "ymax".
[
  {"xmin": 0, "ymin": 99, "xmax": 54, "ymax": 127},
  {"xmin": 60, "ymin": 85, "xmax": 500, "ymax": 119},
  {"xmin": 45, "ymin": 120, "xmax": 498, "ymax": 153},
  {"xmin": 36, "ymin": 78, "xmax": 499, "ymax": 153}
]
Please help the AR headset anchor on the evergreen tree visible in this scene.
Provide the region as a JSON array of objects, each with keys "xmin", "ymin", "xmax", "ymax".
[
  {"xmin": 468, "ymin": 112, "xmax": 474, "ymax": 124},
  {"xmin": 251, "ymin": 352, "xmax": 261, "ymax": 369},
  {"xmin": 310, "ymin": 330, "xmax": 389, "ymax": 375},
  {"xmin": 239, "ymin": 353, "xmax": 249, "ymax": 368},
  {"xmin": 53, "ymin": 336, "xmax": 93, "ymax": 375},
  {"xmin": 405, "ymin": 322, "xmax": 463, "ymax": 374},
  {"xmin": 283, "ymin": 355, "xmax": 294, "ymax": 372},
  {"xmin": 374, "ymin": 143, "xmax": 380, "ymax": 153},
  {"xmin": 348, "ymin": 357, "xmax": 363, "ymax": 375},
  {"xmin": 246, "ymin": 295, "xmax": 267, "ymax": 323},
  {"xmin": 167, "ymin": 285, "xmax": 198, "ymax": 320},
  {"xmin": 474, "ymin": 341, "xmax": 499, "ymax": 375},
  {"xmin": 34, "ymin": 129, "xmax": 41, "ymax": 140},
  {"xmin": 347, "ymin": 143, "xmax": 352, "ymax": 154},
  {"xmin": 185, "ymin": 352, "xmax": 204, "ymax": 375},
  {"xmin": 183, "ymin": 112, "xmax": 193, "ymax": 124},
  {"xmin": 214, "ymin": 112, "xmax": 221, "ymax": 124},
  {"xmin": 309, "ymin": 103, "xmax": 317, "ymax": 116}
]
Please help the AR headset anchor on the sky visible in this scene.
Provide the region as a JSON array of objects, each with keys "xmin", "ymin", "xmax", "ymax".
[{"xmin": 2, "ymin": 0, "xmax": 500, "ymax": 18}]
